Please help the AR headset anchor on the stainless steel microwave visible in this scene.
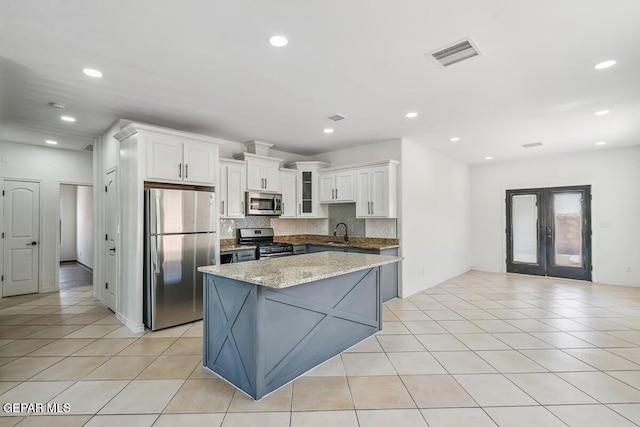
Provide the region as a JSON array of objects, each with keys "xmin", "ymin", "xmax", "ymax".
[{"xmin": 245, "ymin": 192, "xmax": 282, "ymax": 216}]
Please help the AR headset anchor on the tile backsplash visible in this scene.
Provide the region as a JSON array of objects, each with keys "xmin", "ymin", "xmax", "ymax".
[
  {"xmin": 220, "ymin": 217, "xmax": 270, "ymax": 239},
  {"xmin": 328, "ymin": 204, "xmax": 365, "ymax": 237},
  {"xmin": 221, "ymin": 205, "xmax": 397, "ymax": 239}
]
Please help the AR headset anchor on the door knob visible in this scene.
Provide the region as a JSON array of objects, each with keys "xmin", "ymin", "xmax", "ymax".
[
  {"xmin": 109, "ymin": 248, "xmax": 116, "ymax": 252},
  {"xmin": 27, "ymin": 241, "xmax": 38, "ymax": 246}
]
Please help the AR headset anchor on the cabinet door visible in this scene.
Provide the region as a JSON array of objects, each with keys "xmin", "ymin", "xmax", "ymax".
[
  {"xmin": 226, "ymin": 163, "xmax": 246, "ymax": 218},
  {"xmin": 280, "ymin": 171, "xmax": 297, "ymax": 218},
  {"xmin": 334, "ymin": 170, "xmax": 354, "ymax": 202},
  {"xmin": 219, "ymin": 165, "xmax": 228, "ymax": 217},
  {"xmin": 318, "ymin": 173, "xmax": 335, "ymax": 202},
  {"xmin": 147, "ymin": 136, "xmax": 183, "ymax": 182},
  {"xmin": 370, "ymin": 167, "xmax": 388, "ymax": 217},
  {"xmin": 263, "ymin": 163, "xmax": 281, "ymax": 192},
  {"xmin": 299, "ymin": 170, "xmax": 314, "ymax": 216},
  {"xmin": 355, "ymin": 169, "xmax": 371, "ymax": 217},
  {"xmin": 183, "ymin": 141, "xmax": 216, "ymax": 184},
  {"xmin": 246, "ymin": 162, "xmax": 264, "ymax": 191}
]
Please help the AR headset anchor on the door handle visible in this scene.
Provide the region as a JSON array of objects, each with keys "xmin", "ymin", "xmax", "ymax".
[
  {"xmin": 221, "ymin": 200, "xmax": 225, "ymax": 215},
  {"xmin": 26, "ymin": 241, "xmax": 38, "ymax": 246},
  {"xmin": 185, "ymin": 164, "xmax": 189, "ymax": 179},
  {"xmin": 109, "ymin": 248, "xmax": 116, "ymax": 252},
  {"xmin": 332, "ymin": 189, "xmax": 335, "ymax": 199},
  {"xmin": 335, "ymin": 188, "xmax": 338, "ymax": 199},
  {"xmin": 178, "ymin": 163, "xmax": 182, "ymax": 178}
]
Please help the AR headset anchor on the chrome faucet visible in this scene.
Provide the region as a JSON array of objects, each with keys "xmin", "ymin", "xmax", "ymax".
[{"xmin": 333, "ymin": 222, "xmax": 349, "ymax": 242}]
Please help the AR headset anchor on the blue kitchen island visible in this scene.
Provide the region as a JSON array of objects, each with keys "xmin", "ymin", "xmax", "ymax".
[{"xmin": 198, "ymin": 251, "xmax": 402, "ymax": 400}]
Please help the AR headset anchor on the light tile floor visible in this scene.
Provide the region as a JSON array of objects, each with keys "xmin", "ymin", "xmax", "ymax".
[{"xmin": 1, "ymin": 270, "xmax": 640, "ymax": 426}]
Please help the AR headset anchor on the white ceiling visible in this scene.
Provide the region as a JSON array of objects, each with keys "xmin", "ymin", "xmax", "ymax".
[{"xmin": 1, "ymin": 0, "xmax": 639, "ymax": 163}]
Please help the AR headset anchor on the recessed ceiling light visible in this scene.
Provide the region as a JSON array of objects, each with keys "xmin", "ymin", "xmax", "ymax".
[
  {"xmin": 595, "ymin": 110, "xmax": 610, "ymax": 116},
  {"xmin": 450, "ymin": 137, "xmax": 460, "ymax": 142},
  {"xmin": 45, "ymin": 140, "xmax": 58, "ymax": 145},
  {"xmin": 61, "ymin": 116, "xmax": 76, "ymax": 122},
  {"xmin": 405, "ymin": 112, "xmax": 418, "ymax": 118},
  {"xmin": 83, "ymin": 68, "xmax": 103, "ymax": 78},
  {"xmin": 269, "ymin": 35, "xmax": 288, "ymax": 47},
  {"xmin": 595, "ymin": 141, "xmax": 607, "ymax": 146},
  {"xmin": 595, "ymin": 60, "xmax": 616, "ymax": 70},
  {"xmin": 323, "ymin": 128, "xmax": 334, "ymax": 134},
  {"xmin": 484, "ymin": 156, "xmax": 493, "ymax": 160}
]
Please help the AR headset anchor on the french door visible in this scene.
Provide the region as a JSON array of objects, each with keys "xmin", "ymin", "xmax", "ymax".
[{"xmin": 506, "ymin": 185, "xmax": 592, "ymax": 281}]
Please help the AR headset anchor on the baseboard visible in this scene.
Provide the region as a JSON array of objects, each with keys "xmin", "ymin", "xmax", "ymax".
[
  {"xmin": 116, "ymin": 311, "xmax": 145, "ymax": 333},
  {"xmin": 60, "ymin": 260, "xmax": 93, "ymax": 272}
]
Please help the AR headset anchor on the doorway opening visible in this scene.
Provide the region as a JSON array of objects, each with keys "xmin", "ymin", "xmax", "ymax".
[
  {"xmin": 59, "ymin": 184, "xmax": 94, "ymax": 290},
  {"xmin": 506, "ymin": 185, "xmax": 592, "ymax": 281}
]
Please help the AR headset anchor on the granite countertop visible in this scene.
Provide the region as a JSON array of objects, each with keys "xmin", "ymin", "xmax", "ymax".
[
  {"xmin": 274, "ymin": 235, "xmax": 399, "ymax": 250},
  {"xmin": 220, "ymin": 243, "xmax": 256, "ymax": 252},
  {"xmin": 198, "ymin": 252, "xmax": 402, "ymax": 289}
]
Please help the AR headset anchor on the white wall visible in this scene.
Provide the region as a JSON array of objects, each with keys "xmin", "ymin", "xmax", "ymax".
[
  {"xmin": 59, "ymin": 184, "xmax": 77, "ymax": 261},
  {"xmin": 400, "ymin": 138, "xmax": 472, "ymax": 297},
  {"xmin": 471, "ymin": 146, "xmax": 640, "ymax": 286},
  {"xmin": 76, "ymin": 185, "xmax": 94, "ymax": 269},
  {"xmin": 0, "ymin": 140, "xmax": 93, "ymax": 293},
  {"xmin": 310, "ymin": 139, "xmax": 402, "ymax": 166}
]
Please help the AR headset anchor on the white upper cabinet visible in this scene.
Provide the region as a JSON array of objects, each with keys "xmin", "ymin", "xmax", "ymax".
[
  {"xmin": 280, "ymin": 168, "xmax": 298, "ymax": 218},
  {"xmin": 355, "ymin": 161, "xmax": 399, "ymax": 218},
  {"xmin": 241, "ymin": 153, "xmax": 283, "ymax": 193},
  {"xmin": 319, "ymin": 170, "xmax": 354, "ymax": 203},
  {"xmin": 147, "ymin": 135, "xmax": 217, "ymax": 185},
  {"xmin": 219, "ymin": 159, "xmax": 246, "ymax": 218},
  {"xmin": 287, "ymin": 161, "xmax": 329, "ymax": 218}
]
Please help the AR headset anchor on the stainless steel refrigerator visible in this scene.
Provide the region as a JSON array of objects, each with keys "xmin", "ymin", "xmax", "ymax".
[{"xmin": 144, "ymin": 187, "xmax": 217, "ymax": 331}]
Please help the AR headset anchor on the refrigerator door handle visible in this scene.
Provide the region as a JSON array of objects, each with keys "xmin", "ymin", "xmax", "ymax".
[
  {"xmin": 155, "ymin": 194, "xmax": 162, "ymax": 236},
  {"xmin": 151, "ymin": 236, "xmax": 160, "ymax": 274}
]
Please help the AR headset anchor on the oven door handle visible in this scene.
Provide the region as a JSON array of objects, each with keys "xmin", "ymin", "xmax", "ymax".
[{"xmin": 260, "ymin": 252, "xmax": 293, "ymax": 259}]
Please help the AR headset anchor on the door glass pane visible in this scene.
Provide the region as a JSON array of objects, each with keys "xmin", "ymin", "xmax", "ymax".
[
  {"xmin": 553, "ymin": 192, "xmax": 583, "ymax": 267},
  {"xmin": 301, "ymin": 171, "xmax": 312, "ymax": 213},
  {"xmin": 512, "ymin": 194, "xmax": 538, "ymax": 263}
]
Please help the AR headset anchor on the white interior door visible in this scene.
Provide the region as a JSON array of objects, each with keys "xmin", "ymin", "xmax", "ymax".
[
  {"xmin": 2, "ymin": 180, "xmax": 40, "ymax": 297},
  {"xmin": 105, "ymin": 169, "xmax": 118, "ymax": 311}
]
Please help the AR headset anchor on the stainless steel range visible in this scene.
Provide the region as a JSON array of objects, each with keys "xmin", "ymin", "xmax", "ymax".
[{"xmin": 238, "ymin": 228, "xmax": 293, "ymax": 259}]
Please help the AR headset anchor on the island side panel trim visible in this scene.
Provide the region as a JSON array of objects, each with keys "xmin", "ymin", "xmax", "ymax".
[
  {"xmin": 204, "ymin": 275, "xmax": 258, "ymax": 397},
  {"xmin": 258, "ymin": 267, "xmax": 381, "ymax": 397}
]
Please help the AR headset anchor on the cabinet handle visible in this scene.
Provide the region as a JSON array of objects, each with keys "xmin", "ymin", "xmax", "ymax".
[
  {"xmin": 265, "ymin": 178, "xmax": 267, "ymax": 189},
  {"xmin": 221, "ymin": 201, "xmax": 224, "ymax": 215},
  {"xmin": 241, "ymin": 201, "xmax": 244, "ymax": 213},
  {"xmin": 335, "ymin": 188, "xmax": 338, "ymax": 199},
  {"xmin": 299, "ymin": 203, "xmax": 301, "ymax": 215},
  {"xmin": 178, "ymin": 163, "xmax": 182, "ymax": 178},
  {"xmin": 185, "ymin": 164, "xmax": 189, "ymax": 178},
  {"xmin": 368, "ymin": 201, "xmax": 372, "ymax": 214}
]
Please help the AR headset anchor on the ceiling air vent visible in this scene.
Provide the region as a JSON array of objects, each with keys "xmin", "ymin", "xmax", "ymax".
[
  {"xmin": 427, "ymin": 38, "xmax": 481, "ymax": 68},
  {"xmin": 522, "ymin": 142, "xmax": 543, "ymax": 148},
  {"xmin": 326, "ymin": 114, "xmax": 347, "ymax": 122},
  {"xmin": 83, "ymin": 144, "xmax": 94, "ymax": 152}
]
